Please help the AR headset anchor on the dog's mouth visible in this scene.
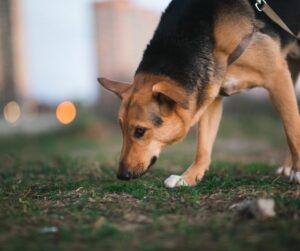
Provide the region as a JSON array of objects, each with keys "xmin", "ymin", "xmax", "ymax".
[
  {"xmin": 131, "ymin": 156, "xmax": 158, "ymax": 179},
  {"xmin": 149, "ymin": 156, "xmax": 158, "ymax": 168}
]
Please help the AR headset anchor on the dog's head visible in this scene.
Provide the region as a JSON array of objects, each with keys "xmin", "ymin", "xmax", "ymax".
[{"xmin": 98, "ymin": 74, "xmax": 193, "ymax": 180}]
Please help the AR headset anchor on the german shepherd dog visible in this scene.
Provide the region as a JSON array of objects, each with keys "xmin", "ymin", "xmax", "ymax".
[{"xmin": 98, "ymin": 0, "xmax": 300, "ymax": 188}]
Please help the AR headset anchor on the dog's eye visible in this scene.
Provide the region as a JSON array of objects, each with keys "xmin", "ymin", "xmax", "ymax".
[{"xmin": 134, "ymin": 127, "xmax": 147, "ymax": 139}]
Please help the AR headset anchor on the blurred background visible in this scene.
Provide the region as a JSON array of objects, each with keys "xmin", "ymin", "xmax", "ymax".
[
  {"xmin": 1, "ymin": 2, "xmax": 299, "ymax": 250},
  {"xmin": 0, "ymin": 0, "xmax": 298, "ymax": 163},
  {"xmin": 0, "ymin": 0, "xmax": 171, "ymax": 132}
]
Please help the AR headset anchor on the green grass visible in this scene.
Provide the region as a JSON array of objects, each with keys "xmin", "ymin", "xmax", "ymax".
[{"xmin": 0, "ymin": 106, "xmax": 300, "ymax": 251}]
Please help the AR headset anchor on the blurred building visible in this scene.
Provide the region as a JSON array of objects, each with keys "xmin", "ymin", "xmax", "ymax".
[
  {"xmin": 0, "ymin": 0, "xmax": 27, "ymax": 110},
  {"xmin": 94, "ymin": 0, "xmax": 159, "ymax": 119}
]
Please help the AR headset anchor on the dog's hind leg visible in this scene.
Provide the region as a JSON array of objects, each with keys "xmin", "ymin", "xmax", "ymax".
[
  {"xmin": 164, "ymin": 97, "xmax": 223, "ymax": 188},
  {"xmin": 277, "ymin": 58, "xmax": 300, "ymax": 177},
  {"xmin": 267, "ymin": 61, "xmax": 300, "ymax": 183}
]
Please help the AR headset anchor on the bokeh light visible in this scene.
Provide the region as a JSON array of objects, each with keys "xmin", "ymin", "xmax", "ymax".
[
  {"xmin": 3, "ymin": 101, "xmax": 21, "ymax": 124},
  {"xmin": 56, "ymin": 101, "xmax": 77, "ymax": 125}
]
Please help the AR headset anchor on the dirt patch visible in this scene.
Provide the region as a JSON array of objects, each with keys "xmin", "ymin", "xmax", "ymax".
[{"xmin": 98, "ymin": 193, "xmax": 152, "ymax": 231}]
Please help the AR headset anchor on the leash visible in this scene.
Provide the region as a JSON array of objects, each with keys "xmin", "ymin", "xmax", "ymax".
[{"xmin": 255, "ymin": 0, "xmax": 299, "ymax": 40}]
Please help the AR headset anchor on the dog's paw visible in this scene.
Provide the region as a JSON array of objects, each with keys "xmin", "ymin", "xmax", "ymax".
[
  {"xmin": 276, "ymin": 166, "xmax": 292, "ymax": 177},
  {"xmin": 164, "ymin": 175, "xmax": 188, "ymax": 188},
  {"xmin": 290, "ymin": 171, "xmax": 300, "ymax": 184}
]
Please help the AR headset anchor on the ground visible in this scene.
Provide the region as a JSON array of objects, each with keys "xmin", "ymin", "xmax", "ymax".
[{"xmin": 0, "ymin": 97, "xmax": 300, "ymax": 251}]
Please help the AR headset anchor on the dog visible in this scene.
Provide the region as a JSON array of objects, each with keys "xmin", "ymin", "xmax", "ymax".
[{"xmin": 98, "ymin": 0, "xmax": 300, "ymax": 188}]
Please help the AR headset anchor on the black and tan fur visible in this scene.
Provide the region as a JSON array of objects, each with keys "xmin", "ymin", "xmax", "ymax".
[{"xmin": 98, "ymin": 0, "xmax": 300, "ymax": 186}]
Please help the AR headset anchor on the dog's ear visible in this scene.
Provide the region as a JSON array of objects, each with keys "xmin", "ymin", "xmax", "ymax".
[
  {"xmin": 152, "ymin": 81, "xmax": 189, "ymax": 109},
  {"xmin": 98, "ymin": 78, "xmax": 131, "ymax": 99}
]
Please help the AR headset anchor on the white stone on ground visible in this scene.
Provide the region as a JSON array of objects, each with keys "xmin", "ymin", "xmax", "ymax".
[{"xmin": 231, "ymin": 198, "xmax": 276, "ymax": 219}]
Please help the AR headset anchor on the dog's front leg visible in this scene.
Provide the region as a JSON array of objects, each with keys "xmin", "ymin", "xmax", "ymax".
[
  {"xmin": 164, "ymin": 97, "xmax": 223, "ymax": 188},
  {"xmin": 267, "ymin": 63, "xmax": 300, "ymax": 183}
]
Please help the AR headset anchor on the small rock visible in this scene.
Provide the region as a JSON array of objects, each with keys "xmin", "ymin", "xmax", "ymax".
[
  {"xmin": 231, "ymin": 198, "xmax": 276, "ymax": 219},
  {"xmin": 39, "ymin": 226, "xmax": 59, "ymax": 234}
]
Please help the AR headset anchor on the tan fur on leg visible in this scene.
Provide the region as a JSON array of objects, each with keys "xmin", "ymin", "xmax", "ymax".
[
  {"xmin": 164, "ymin": 98, "xmax": 223, "ymax": 188},
  {"xmin": 278, "ymin": 58, "xmax": 300, "ymax": 174},
  {"xmin": 267, "ymin": 65, "xmax": 300, "ymax": 183},
  {"xmin": 182, "ymin": 98, "xmax": 223, "ymax": 186}
]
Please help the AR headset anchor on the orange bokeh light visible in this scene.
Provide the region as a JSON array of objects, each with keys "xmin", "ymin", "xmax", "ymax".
[
  {"xmin": 3, "ymin": 101, "xmax": 21, "ymax": 124},
  {"xmin": 56, "ymin": 101, "xmax": 77, "ymax": 125}
]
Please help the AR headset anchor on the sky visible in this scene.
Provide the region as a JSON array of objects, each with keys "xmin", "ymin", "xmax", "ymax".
[
  {"xmin": 134, "ymin": 0, "xmax": 171, "ymax": 10},
  {"xmin": 22, "ymin": 0, "xmax": 172, "ymax": 104}
]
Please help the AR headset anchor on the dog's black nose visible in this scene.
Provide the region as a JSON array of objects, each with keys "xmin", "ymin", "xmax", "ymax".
[
  {"xmin": 117, "ymin": 162, "xmax": 132, "ymax": 180},
  {"xmin": 117, "ymin": 169, "xmax": 132, "ymax": 180}
]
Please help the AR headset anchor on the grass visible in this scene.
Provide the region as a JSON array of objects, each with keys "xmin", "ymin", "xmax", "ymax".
[{"xmin": 0, "ymin": 99, "xmax": 300, "ymax": 251}]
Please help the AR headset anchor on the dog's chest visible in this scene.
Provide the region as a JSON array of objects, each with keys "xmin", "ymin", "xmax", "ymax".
[{"xmin": 220, "ymin": 76, "xmax": 250, "ymax": 96}]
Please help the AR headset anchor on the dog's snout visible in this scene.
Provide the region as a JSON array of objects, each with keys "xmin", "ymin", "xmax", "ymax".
[{"xmin": 117, "ymin": 162, "xmax": 132, "ymax": 181}]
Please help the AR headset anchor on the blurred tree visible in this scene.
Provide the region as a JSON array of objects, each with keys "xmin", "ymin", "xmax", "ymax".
[
  {"xmin": 94, "ymin": 0, "xmax": 159, "ymax": 121},
  {"xmin": 0, "ymin": 0, "xmax": 16, "ymax": 109}
]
